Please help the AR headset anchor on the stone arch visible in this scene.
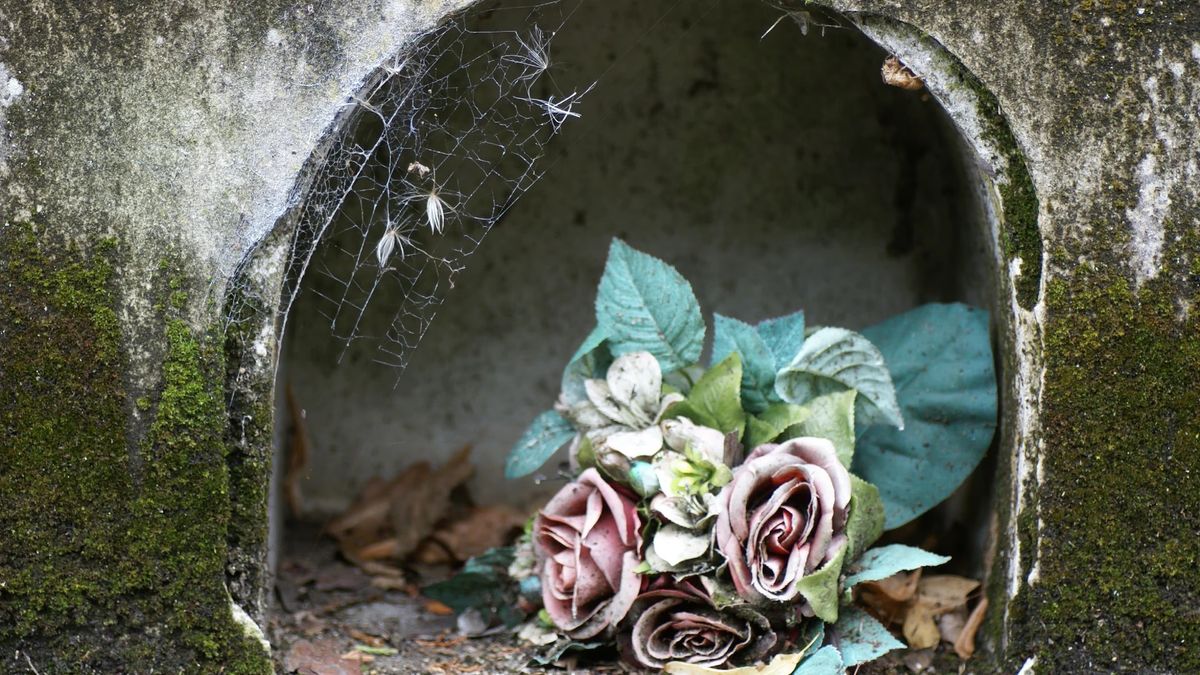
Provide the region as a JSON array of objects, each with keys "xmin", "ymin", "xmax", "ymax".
[{"xmin": 222, "ymin": 1, "xmax": 1042, "ymax": 664}]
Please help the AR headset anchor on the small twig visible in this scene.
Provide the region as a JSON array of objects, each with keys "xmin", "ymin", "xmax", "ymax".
[{"xmin": 21, "ymin": 651, "xmax": 41, "ymax": 675}]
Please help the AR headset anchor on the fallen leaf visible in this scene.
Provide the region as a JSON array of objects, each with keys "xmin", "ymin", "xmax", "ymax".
[
  {"xmin": 954, "ymin": 597, "xmax": 989, "ymax": 659},
  {"xmin": 915, "ymin": 575, "xmax": 979, "ymax": 614},
  {"xmin": 284, "ymin": 639, "xmax": 361, "ymax": 675},
  {"xmin": 326, "ymin": 446, "xmax": 474, "ymax": 564},
  {"xmin": 936, "ymin": 607, "xmax": 968, "ymax": 644},
  {"xmin": 353, "ymin": 645, "xmax": 399, "ymax": 656},
  {"xmin": 371, "ymin": 576, "xmax": 410, "ymax": 591},
  {"xmin": 902, "ymin": 605, "xmax": 940, "ymax": 649},
  {"xmin": 388, "ymin": 446, "xmax": 474, "ymax": 558},
  {"xmin": 424, "ymin": 600, "xmax": 455, "ymax": 615},
  {"xmin": 859, "ymin": 568, "xmax": 922, "ymax": 623},
  {"xmin": 347, "ymin": 629, "xmax": 385, "ymax": 648},
  {"xmin": 339, "ymin": 650, "xmax": 375, "ymax": 663},
  {"xmin": 412, "ymin": 505, "xmax": 527, "ymax": 563}
]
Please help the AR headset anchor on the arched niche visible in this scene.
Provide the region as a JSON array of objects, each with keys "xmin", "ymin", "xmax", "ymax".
[{"xmin": 222, "ymin": 0, "xmax": 1038, "ymax": 664}]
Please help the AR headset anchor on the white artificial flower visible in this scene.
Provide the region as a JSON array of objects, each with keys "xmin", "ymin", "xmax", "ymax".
[{"xmin": 556, "ymin": 351, "xmax": 683, "ymax": 461}]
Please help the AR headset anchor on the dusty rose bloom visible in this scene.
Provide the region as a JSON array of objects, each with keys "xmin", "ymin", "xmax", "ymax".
[
  {"xmin": 623, "ymin": 580, "xmax": 775, "ymax": 669},
  {"xmin": 715, "ymin": 438, "xmax": 851, "ymax": 603},
  {"xmin": 534, "ymin": 468, "xmax": 643, "ymax": 638}
]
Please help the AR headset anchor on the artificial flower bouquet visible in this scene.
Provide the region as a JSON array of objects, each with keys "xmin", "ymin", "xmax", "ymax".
[{"xmin": 425, "ymin": 240, "xmax": 997, "ymax": 673}]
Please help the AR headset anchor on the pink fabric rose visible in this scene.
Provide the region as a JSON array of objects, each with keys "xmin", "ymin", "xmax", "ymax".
[
  {"xmin": 715, "ymin": 437, "xmax": 851, "ymax": 603},
  {"xmin": 622, "ymin": 579, "xmax": 775, "ymax": 669},
  {"xmin": 535, "ymin": 468, "xmax": 643, "ymax": 638}
]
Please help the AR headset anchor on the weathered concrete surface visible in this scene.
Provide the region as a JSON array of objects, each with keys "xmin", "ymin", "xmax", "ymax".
[
  {"xmin": 0, "ymin": 0, "xmax": 469, "ymax": 671},
  {"xmin": 818, "ymin": 1, "xmax": 1200, "ymax": 672},
  {"xmin": 0, "ymin": 0, "xmax": 1197, "ymax": 672}
]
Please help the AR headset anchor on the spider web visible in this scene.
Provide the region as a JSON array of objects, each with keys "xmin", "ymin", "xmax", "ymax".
[{"xmin": 260, "ymin": 0, "xmax": 593, "ymax": 374}]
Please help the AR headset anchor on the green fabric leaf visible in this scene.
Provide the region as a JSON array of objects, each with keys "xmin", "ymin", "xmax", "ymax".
[
  {"xmin": 790, "ymin": 390, "xmax": 856, "ymax": 467},
  {"xmin": 854, "ymin": 303, "xmax": 998, "ymax": 529},
  {"xmin": 667, "ymin": 352, "xmax": 746, "ymax": 435},
  {"xmin": 560, "ymin": 325, "xmax": 611, "ymax": 406},
  {"xmin": 755, "ymin": 309, "xmax": 805, "ymax": 370},
  {"xmin": 833, "ymin": 606, "xmax": 905, "ymax": 667},
  {"xmin": 794, "ymin": 646, "xmax": 845, "ymax": 675},
  {"xmin": 744, "ymin": 402, "xmax": 810, "ymax": 448},
  {"xmin": 843, "ymin": 544, "xmax": 950, "ymax": 588},
  {"xmin": 532, "ymin": 638, "xmax": 606, "ymax": 666},
  {"xmin": 712, "ymin": 313, "xmax": 775, "ymax": 413},
  {"xmin": 595, "ymin": 239, "xmax": 705, "ymax": 373},
  {"xmin": 844, "ymin": 475, "xmax": 885, "ymax": 563},
  {"xmin": 775, "ymin": 327, "xmax": 903, "ymax": 430},
  {"xmin": 421, "ymin": 547, "xmax": 515, "ymax": 617},
  {"xmin": 793, "ymin": 545, "xmax": 845, "ymax": 623},
  {"xmin": 504, "ymin": 410, "xmax": 576, "ymax": 479}
]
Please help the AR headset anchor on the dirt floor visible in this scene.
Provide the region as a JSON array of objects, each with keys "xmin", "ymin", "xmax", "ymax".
[{"xmin": 269, "ymin": 521, "xmax": 628, "ymax": 674}]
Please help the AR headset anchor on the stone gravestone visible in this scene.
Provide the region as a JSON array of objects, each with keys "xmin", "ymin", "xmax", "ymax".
[{"xmin": 0, "ymin": 1, "xmax": 1197, "ymax": 672}]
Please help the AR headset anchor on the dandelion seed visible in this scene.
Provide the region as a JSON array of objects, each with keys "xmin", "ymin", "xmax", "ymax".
[
  {"xmin": 375, "ymin": 227, "xmax": 412, "ymax": 266},
  {"xmin": 425, "ymin": 190, "xmax": 446, "ymax": 234},
  {"xmin": 519, "ymin": 82, "xmax": 595, "ymax": 133},
  {"xmin": 401, "ymin": 182, "xmax": 456, "ymax": 234},
  {"xmin": 504, "ymin": 25, "xmax": 551, "ymax": 81}
]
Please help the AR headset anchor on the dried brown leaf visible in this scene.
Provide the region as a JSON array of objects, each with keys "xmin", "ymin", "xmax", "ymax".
[
  {"xmin": 902, "ymin": 605, "xmax": 940, "ymax": 649},
  {"xmin": 388, "ymin": 446, "xmax": 474, "ymax": 559},
  {"xmin": 425, "ymin": 600, "xmax": 455, "ymax": 616},
  {"xmin": 936, "ymin": 607, "xmax": 968, "ymax": 644},
  {"xmin": 915, "ymin": 575, "xmax": 979, "ymax": 614},
  {"xmin": 412, "ymin": 504, "xmax": 527, "ymax": 563},
  {"xmin": 954, "ymin": 597, "xmax": 989, "ymax": 659},
  {"xmin": 347, "ymin": 629, "xmax": 386, "ymax": 648},
  {"xmin": 339, "ymin": 650, "xmax": 374, "ymax": 663}
]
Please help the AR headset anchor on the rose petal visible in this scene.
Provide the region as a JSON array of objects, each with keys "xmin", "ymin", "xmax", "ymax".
[{"xmin": 777, "ymin": 437, "xmax": 851, "ymax": 521}]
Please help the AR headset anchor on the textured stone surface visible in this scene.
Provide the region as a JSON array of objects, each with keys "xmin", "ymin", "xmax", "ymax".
[{"xmin": 0, "ymin": 0, "xmax": 1196, "ymax": 672}]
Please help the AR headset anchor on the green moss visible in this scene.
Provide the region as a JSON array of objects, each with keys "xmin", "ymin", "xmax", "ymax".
[
  {"xmin": 959, "ymin": 69, "xmax": 1042, "ymax": 310},
  {"xmin": 221, "ymin": 284, "xmax": 277, "ymax": 615},
  {"xmin": 1014, "ymin": 266, "xmax": 1200, "ymax": 671},
  {"xmin": 0, "ymin": 222, "xmax": 270, "ymax": 673}
]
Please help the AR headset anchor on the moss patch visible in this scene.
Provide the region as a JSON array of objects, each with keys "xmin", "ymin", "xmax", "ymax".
[
  {"xmin": 1015, "ymin": 268, "xmax": 1200, "ymax": 671},
  {"xmin": 0, "ymin": 222, "xmax": 270, "ymax": 673}
]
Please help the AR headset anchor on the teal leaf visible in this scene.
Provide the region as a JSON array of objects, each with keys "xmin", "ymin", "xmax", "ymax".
[
  {"xmin": 832, "ymin": 606, "xmax": 905, "ymax": 667},
  {"xmin": 560, "ymin": 325, "xmax": 611, "ymax": 406},
  {"xmin": 790, "ymin": 389, "xmax": 856, "ymax": 467},
  {"xmin": 422, "ymin": 547, "xmax": 516, "ymax": 621},
  {"xmin": 854, "ymin": 303, "xmax": 998, "ymax": 529},
  {"xmin": 595, "ymin": 239, "xmax": 705, "ymax": 373},
  {"xmin": 744, "ymin": 402, "xmax": 810, "ymax": 448},
  {"xmin": 755, "ymin": 310, "xmax": 805, "ymax": 370},
  {"xmin": 794, "ymin": 646, "xmax": 845, "ymax": 675},
  {"xmin": 843, "ymin": 544, "xmax": 950, "ymax": 588},
  {"xmin": 712, "ymin": 314, "xmax": 775, "ymax": 413},
  {"xmin": 667, "ymin": 352, "xmax": 746, "ymax": 435},
  {"xmin": 794, "ymin": 545, "xmax": 845, "ymax": 623},
  {"xmin": 504, "ymin": 410, "xmax": 576, "ymax": 479},
  {"xmin": 844, "ymin": 475, "xmax": 885, "ymax": 563},
  {"xmin": 775, "ymin": 327, "xmax": 903, "ymax": 429}
]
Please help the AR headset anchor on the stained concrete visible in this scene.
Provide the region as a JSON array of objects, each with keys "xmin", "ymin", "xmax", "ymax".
[{"xmin": 1, "ymin": 0, "xmax": 1197, "ymax": 670}]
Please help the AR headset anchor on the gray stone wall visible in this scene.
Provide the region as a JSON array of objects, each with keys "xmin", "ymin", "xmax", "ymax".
[{"xmin": 1, "ymin": 0, "xmax": 1197, "ymax": 671}]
